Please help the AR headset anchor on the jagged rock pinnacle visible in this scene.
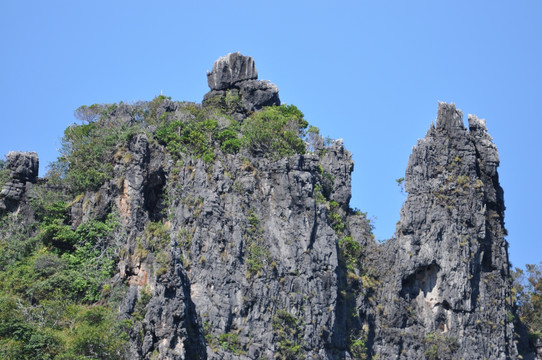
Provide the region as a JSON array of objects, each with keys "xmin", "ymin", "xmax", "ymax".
[
  {"xmin": 436, "ymin": 101, "xmax": 464, "ymax": 130},
  {"xmin": 372, "ymin": 102, "xmax": 519, "ymax": 359}
]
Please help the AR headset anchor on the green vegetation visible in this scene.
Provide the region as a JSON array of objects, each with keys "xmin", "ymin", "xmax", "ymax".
[
  {"xmin": 53, "ymin": 99, "xmax": 318, "ymax": 196},
  {"xmin": 328, "ymin": 201, "xmax": 345, "ymax": 233},
  {"xmin": 155, "ymin": 113, "xmax": 241, "ymax": 163},
  {"xmin": 396, "ymin": 177, "xmax": 405, "ymax": 194},
  {"xmin": 513, "ymin": 263, "xmax": 542, "ymax": 341},
  {"xmin": 204, "ymin": 89, "xmax": 243, "ymax": 113},
  {"xmin": 245, "ymin": 212, "xmax": 270, "ymax": 276},
  {"xmin": 0, "ymin": 204, "xmax": 128, "ymax": 359},
  {"xmin": 423, "ymin": 332, "xmax": 458, "ymax": 360},
  {"xmin": 339, "ymin": 236, "xmax": 363, "ymax": 274},
  {"xmin": 56, "ymin": 121, "xmax": 124, "ymax": 193},
  {"xmin": 218, "ymin": 333, "xmax": 243, "ymax": 355},
  {"xmin": 313, "ymin": 184, "xmax": 326, "ymax": 205},
  {"xmin": 455, "ymin": 175, "xmax": 470, "ymax": 188},
  {"xmin": 132, "ymin": 289, "xmax": 152, "ymax": 321},
  {"xmin": 0, "ymin": 296, "xmax": 128, "ymax": 360},
  {"xmin": 272, "ymin": 310, "xmax": 303, "ymax": 359},
  {"xmin": 349, "ymin": 332, "xmax": 368, "ymax": 360},
  {"xmin": 241, "ymin": 104, "xmax": 308, "ymax": 159},
  {"xmin": 0, "ymin": 96, "xmax": 332, "ymax": 358},
  {"xmin": 139, "ymin": 221, "xmax": 171, "ymax": 276}
]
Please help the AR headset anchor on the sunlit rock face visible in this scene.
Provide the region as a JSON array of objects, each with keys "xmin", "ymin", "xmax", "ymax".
[
  {"xmin": 0, "ymin": 151, "xmax": 39, "ymax": 212},
  {"xmin": 206, "ymin": 52, "xmax": 258, "ymax": 91},
  {"xmin": 2, "ymin": 52, "xmax": 537, "ymax": 359},
  {"xmin": 370, "ymin": 102, "xmax": 521, "ymax": 359}
]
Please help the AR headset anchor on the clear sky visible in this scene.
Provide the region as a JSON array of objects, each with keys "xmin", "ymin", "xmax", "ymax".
[{"xmin": 1, "ymin": 1, "xmax": 541, "ymax": 270}]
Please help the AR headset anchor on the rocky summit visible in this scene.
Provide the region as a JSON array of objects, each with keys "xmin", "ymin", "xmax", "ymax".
[
  {"xmin": 203, "ymin": 52, "xmax": 280, "ymax": 117},
  {"xmin": 0, "ymin": 53, "xmax": 539, "ymax": 359}
]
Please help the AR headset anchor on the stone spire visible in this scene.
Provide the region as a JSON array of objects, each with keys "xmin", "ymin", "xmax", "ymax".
[{"xmin": 371, "ymin": 102, "xmax": 521, "ymax": 359}]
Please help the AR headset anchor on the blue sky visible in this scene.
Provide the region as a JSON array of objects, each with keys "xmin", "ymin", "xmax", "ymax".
[{"xmin": 1, "ymin": 1, "xmax": 541, "ymax": 270}]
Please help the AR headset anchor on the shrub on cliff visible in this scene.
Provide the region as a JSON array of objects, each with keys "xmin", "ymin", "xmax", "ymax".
[
  {"xmin": 56, "ymin": 122, "xmax": 119, "ymax": 193},
  {"xmin": 514, "ymin": 263, "xmax": 542, "ymax": 341},
  {"xmin": 241, "ymin": 104, "xmax": 308, "ymax": 159}
]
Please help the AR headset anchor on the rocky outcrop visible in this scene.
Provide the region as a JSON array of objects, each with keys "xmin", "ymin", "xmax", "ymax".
[
  {"xmin": 203, "ymin": 53, "xmax": 280, "ymax": 115},
  {"xmin": 369, "ymin": 103, "xmax": 524, "ymax": 359},
  {"xmin": 0, "ymin": 151, "xmax": 39, "ymax": 212},
  {"xmin": 207, "ymin": 53, "xmax": 258, "ymax": 91},
  {"xmin": 1, "ymin": 54, "xmax": 537, "ymax": 359},
  {"xmin": 164, "ymin": 144, "xmax": 357, "ymax": 359}
]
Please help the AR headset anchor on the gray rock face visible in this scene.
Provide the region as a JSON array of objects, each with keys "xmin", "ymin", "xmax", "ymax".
[
  {"xmin": 59, "ymin": 97, "xmax": 535, "ymax": 359},
  {"xmin": 369, "ymin": 102, "xmax": 523, "ymax": 359},
  {"xmin": 0, "ymin": 151, "xmax": 39, "ymax": 212},
  {"xmin": 164, "ymin": 149, "xmax": 355, "ymax": 359},
  {"xmin": 207, "ymin": 52, "xmax": 258, "ymax": 91},
  {"xmin": 203, "ymin": 53, "xmax": 280, "ymax": 114},
  {"xmin": 2, "ymin": 56, "xmax": 536, "ymax": 359}
]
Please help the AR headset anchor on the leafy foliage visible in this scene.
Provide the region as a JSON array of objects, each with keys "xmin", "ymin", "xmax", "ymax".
[
  {"xmin": 55, "ymin": 119, "xmax": 138, "ymax": 194},
  {"xmin": 272, "ymin": 310, "xmax": 303, "ymax": 360},
  {"xmin": 339, "ymin": 235, "xmax": 363, "ymax": 274},
  {"xmin": 513, "ymin": 263, "xmax": 542, "ymax": 340},
  {"xmin": 245, "ymin": 212, "xmax": 270, "ymax": 276},
  {"xmin": 53, "ymin": 96, "xmax": 174, "ymax": 194},
  {"xmin": 241, "ymin": 104, "xmax": 308, "ymax": 159},
  {"xmin": 218, "ymin": 333, "xmax": 243, "ymax": 354},
  {"xmin": 73, "ymin": 104, "xmax": 105, "ymax": 124},
  {"xmin": 349, "ymin": 332, "xmax": 368, "ymax": 360},
  {"xmin": 140, "ymin": 221, "xmax": 171, "ymax": 276},
  {"xmin": 155, "ymin": 105, "xmax": 241, "ymax": 163},
  {"xmin": 328, "ymin": 201, "xmax": 345, "ymax": 233},
  {"xmin": 0, "ymin": 197, "xmax": 128, "ymax": 359}
]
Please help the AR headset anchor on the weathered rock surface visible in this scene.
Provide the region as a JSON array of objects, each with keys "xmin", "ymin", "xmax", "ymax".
[
  {"xmin": 369, "ymin": 103, "xmax": 528, "ymax": 359},
  {"xmin": 0, "ymin": 151, "xmax": 39, "ymax": 212},
  {"xmin": 203, "ymin": 53, "xmax": 280, "ymax": 115},
  {"xmin": 1, "ymin": 54, "xmax": 538, "ymax": 359},
  {"xmin": 207, "ymin": 52, "xmax": 258, "ymax": 91}
]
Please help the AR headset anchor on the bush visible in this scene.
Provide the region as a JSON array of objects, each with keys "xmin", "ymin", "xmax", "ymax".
[
  {"xmin": 513, "ymin": 263, "xmax": 542, "ymax": 340},
  {"xmin": 272, "ymin": 310, "xmax": 303, "ymax": 359},
  {"xmin": 59, "ymin": 305, "xmax": 129, "ymax": 359},
  {"xmin": 155, "ymin": 105, "xmax": 243, "ymax": 163},
  {"xmin": 339, "ymin": 236, "xmax": 363, "ymax": 273},
  {"xmin": 53, "ymin": 104, "xmax": 148, "ymax": 194},
  {"xmin": 218, "ymin": 333, "xmax": 243, "ymax": 354},
  {"xmin": 241, "ymin": 104, "xmax": 308, "ymax": 159}
]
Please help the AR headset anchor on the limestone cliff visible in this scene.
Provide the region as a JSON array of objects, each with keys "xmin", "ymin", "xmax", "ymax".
[
  {"xmin": 0, "ymin": 53, "xmax": 538, "ymax": 359},
  {"xmin": 368, "ymin": 103, "xmax": 522, "ymax": 359}
]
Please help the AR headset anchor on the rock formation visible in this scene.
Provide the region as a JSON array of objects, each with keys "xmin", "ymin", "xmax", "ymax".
[
  {"xmin": 207, "ymin": 52, "xmax": 258, "ymax": 91},
  {"xmin": 368, "ymin": 103, "xmax": 521, "ymax": 359},
  {"xmin": 203, "ymin": 52, "xmax": 280, "ymax": 116},
  {"xmin": 0, "ymin": 54, "xmax": 538, "ymax": 359},
  {"xmin": 0, "ymin": 151, "xmax": 39, "ymax": 212}
]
